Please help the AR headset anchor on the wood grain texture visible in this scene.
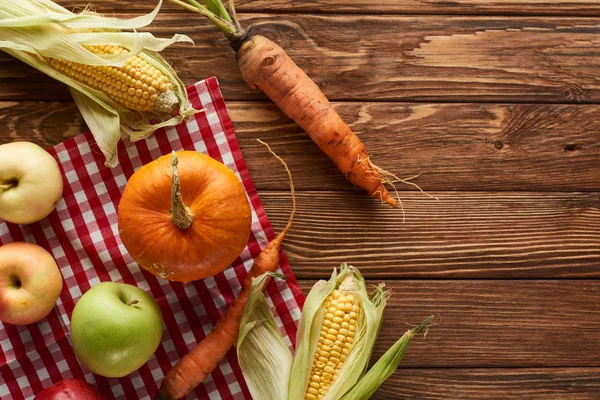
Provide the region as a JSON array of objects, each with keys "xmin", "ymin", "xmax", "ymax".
[
  {"xmin": 0, "ymin": 101, "xmax": 85, "ymax": 146},
  {"xmin": 2, "ymin": 100, "xmax": 599, "ymax": 192},
  {"xmin": 369, "ymin": 368, "xmax": 600, "ymax": 399},
  {"xmin": 297, "ymin": 280, "xmax": 600, "ymax": 367},
  {"xmin": 263, "ymin": 191, "xmax": 600, "ymax": 279},
  {"xmin": 233, "ymin": 101, "xmax": 600, "ymax": 192},
  {"xmin": 58, "ymin": 0, "xmax": 600, "ymax": 16},
  {"xmin": 3, "ymin": 14, "xmax": 600, "ymax": 103},
  {"xmin": 237, "ymin": 0, "xmax": 600, "ymax": 16},
  {"xmin": 1, "ymin": 2, "xmax": 598, "ymax": 398}
]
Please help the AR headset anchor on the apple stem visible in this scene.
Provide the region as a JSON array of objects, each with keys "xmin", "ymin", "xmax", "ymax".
[
  {"xmin": 170, "ymin": 151, "xmax": 194, "ymax": 230},
  {"xmin": 128, "ymin": 299, "xmax": 139, "ymax": 306},
  {"xmin": 0, "ymin": 183, "xmax": 14, "ymax": 191},
  {"xmin": 10, "ymin": 275, "xmax": 22, "ymax": 289}
]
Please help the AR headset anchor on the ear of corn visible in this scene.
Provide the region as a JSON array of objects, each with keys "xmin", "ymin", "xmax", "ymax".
[
  {"xmin": 237, "ymin": 264, "xmax": 433, "ymax": 400},
  {"xmin": 47, "ymin": 45, "xmax": 178, "ymax": 114},
  {"xmin": 289, "ymin": 265, "xmax": 386, "ymax": 400},
  {"xmin": 0, "ymin": 0, "xmax": 197, "ymax": 167},
  {"xmin": 303, "ymin": 287, "xmax": 359, "ymax": 400}
]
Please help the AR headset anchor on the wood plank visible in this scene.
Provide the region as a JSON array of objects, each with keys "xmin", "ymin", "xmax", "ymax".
[
  {"xmin": 3, "ymin": 14, "xmax": 600, "ymax": 103},
  {"xmin": 237, "ymin": 0, "xmax": 600, "ymax": 16},
  {"xmin": 233, "ymin": 101, "xmax": 600, "ymax": 192},
  {"xmin": 264, "ymin": 191, "xmax": 600, "ymax": 279},
  {"xmin": 0, "ymin": 101, "xmax": 85, "ymax": 146},
  {"xmin": 2, "ymin": 100, "xmax": 600, "ymax": 192},
  {"xmin": 59, "ymin": 0, "xmax": 600, "ymax": 16},
  {"xmin": 296, "ymin": 280, "xmax": 600, "ymax": 367},
  {"xmin": 369, "ymin": 368, "xmax": 600, "ymax": 399}
]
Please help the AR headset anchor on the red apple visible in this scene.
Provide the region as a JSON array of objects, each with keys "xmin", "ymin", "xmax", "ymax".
[
  {"xmin": 0, "ymin": 242, "xmax": 63, "ymax": 325},
  {"xmin": 34, "ymin": 379, "xmax": 104, "ymax": 400}
]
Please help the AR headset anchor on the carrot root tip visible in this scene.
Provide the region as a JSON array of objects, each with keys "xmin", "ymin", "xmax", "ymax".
[
  {"xmin": 154, "ymin": 388, "xmax": 173, "ymax": 400},
  {"xmin": 369, "ymin": 160, "xmax": 437, "ymax": 201}
]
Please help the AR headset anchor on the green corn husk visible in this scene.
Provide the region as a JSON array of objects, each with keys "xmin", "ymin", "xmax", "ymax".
[
  {"xmin": 237, "ymin": 263, "xmax": 433, "ymax": 400},
  {"xmin": 237, "ymin": 273, "xmax": 293, "ymax": 400},
  {"xmin": 0, "ymin": 0, "xmax": 198, "ymax": 167},
  {"xmin": 339, "ymin": 315, "xmax": 434, "ymax": 400}
]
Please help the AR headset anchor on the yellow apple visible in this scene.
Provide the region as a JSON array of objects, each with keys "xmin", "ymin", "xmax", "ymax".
[
  {"xmin": 0, "ymin": 141, "xmax": 63, "ymax": 224},
  {"xmin": 0, "ymin": 242, "xmax": 63, "ymax": 325}
]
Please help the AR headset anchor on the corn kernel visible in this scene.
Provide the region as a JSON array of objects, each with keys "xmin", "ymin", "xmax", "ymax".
[
  {"xmin": 47, "ymin": 45, "xmax": 177, "ymax": 113},
  {"xmin": 304, "ymin": 287, "xmax": 361, "ymax": 400}
]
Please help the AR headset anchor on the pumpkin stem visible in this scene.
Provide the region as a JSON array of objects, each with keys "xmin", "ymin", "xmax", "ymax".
[{"xmin": 170, "ymin": 151, "xmax": 194, "ymax": 229}]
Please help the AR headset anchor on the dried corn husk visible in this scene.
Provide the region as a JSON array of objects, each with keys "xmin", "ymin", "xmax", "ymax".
[
  {"xmin": 237, "ymin": 264, "xmax": 433, "ymax": 400},
  {"xmin": 0, "ymin": 0, "xmax": 197, "ymax": 166}
]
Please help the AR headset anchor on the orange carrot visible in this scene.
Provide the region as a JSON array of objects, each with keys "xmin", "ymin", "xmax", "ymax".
[
  {"xmin": 170, "ymin": 0, "xmax": 400, "ymax": 208},
  {"xmin": 155, "ymin": 140, "xmax": 295, "ymax": 400}
]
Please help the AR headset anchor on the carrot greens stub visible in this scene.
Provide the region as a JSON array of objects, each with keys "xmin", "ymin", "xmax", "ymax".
[{"xmin": 236, "ymin": 264, "xmax": 434, "ymax": 400}]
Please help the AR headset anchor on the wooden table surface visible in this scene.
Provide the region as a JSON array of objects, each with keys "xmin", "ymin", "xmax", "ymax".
[{"xmin": 2, "ymin": 1, "xmax": 600, "ymax": 399}]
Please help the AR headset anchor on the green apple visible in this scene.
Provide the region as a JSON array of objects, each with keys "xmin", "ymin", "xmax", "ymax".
[{"xmin": 70, "ymin": 281, "xmax": 163, "ymax": 378}]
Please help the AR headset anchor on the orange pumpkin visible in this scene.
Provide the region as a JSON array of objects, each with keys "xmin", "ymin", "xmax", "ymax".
[{"xmin": 117, "ymin": 151, "xmax": 252, "ymax": 282}]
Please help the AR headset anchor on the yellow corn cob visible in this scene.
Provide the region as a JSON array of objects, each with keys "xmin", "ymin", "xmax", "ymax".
[
  {"xmin": 46, "ymin": 45, "xmax": 178, "ymax": 114},
  {"xmin": 305, "ymin": 288, "xmax": 360, "ymax": 400}
]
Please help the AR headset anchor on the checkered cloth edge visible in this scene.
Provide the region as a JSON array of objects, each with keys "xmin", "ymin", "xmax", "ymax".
[{"xmin": 0, "ymin": 77, "xmax": 304, "ymax": 400}]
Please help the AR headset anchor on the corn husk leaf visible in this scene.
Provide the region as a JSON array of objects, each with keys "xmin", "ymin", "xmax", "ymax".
[
  {"xmin": 237, "ymin": 273, "xmax": 293, "ymax": 400},
  {"xmin": 0, "ymin": 0, "xmax": 162, "ymax": 30},
  {"xmin": 359, "ymin": 283, "xmax": 388, "ymax": 376},
  {"xmin": 69, "ymin": 88, "xmax": 121, "ymax": 166},
  {"xmin": 340, "ymin": 315, "xmax": 435, "ymax": 400},
  {"xmin": 0, "ymin": 0, "xmax": 198, "ymax": 167}
]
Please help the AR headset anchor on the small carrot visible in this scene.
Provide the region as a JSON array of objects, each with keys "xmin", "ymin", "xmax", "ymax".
[
  {"xmin": 155, "ymin": 140, "xmax": 296, "ymax": 400},
  {"xmin": 170, "ymin": 0, "xmax": 403, "ymax": 208}
]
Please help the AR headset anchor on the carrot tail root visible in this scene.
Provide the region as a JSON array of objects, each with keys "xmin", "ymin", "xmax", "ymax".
[
  {"xmin": 257, "ymin": 138, "xmax": 296, "ymax": 241},
  {"xmin": 364, "ymin": 157, "xmax": 438, "ymax": 223},
  {"xmin": 369, "ymin": 159, "xmax": 438, "ymax": 201}
]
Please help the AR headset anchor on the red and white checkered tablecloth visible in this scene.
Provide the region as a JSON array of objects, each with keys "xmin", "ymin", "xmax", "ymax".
[{"xmin": 0, "ymin": 77, "xmax": 305, "ymax": 400}]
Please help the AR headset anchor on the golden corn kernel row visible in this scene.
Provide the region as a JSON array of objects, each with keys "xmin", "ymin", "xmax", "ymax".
[
  {"xmin": 46, "ymin": 45, "xmax": 176, "ymax": 113},
  {"xmin": 305, "ymin": 289, "xmax": 360, "ymax": 400}
]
